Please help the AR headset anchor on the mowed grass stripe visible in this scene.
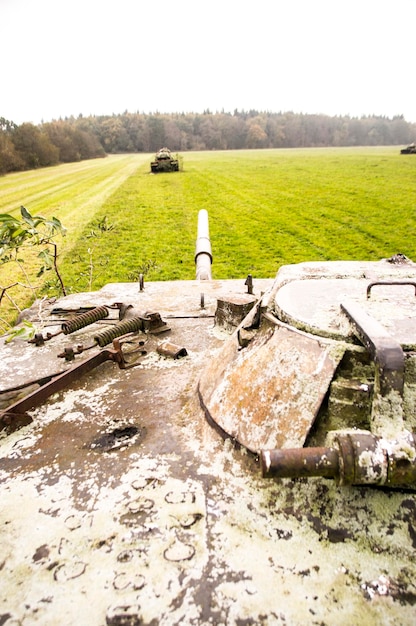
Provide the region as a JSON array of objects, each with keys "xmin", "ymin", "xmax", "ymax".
[
  {"xmin": 0, "ymin": 155, "xmax": 148, "ymax": 221},
  {"xmin": 0, "ymin": 154, "xmax": 149, "ymax": 254},
  {"xmin": 0, "ymin": 155, "xmax": 148, "ymax": 321}
]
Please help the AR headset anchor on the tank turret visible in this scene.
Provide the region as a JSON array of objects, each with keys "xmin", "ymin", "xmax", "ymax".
[{"xmin": 199, "ymin": 253, "xmax": 416, "ymax": 487}]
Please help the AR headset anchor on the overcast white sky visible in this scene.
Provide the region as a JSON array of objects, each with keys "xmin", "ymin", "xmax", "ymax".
[{"xmin": 1, "ymin": 0, "xmax": 415, "ymax": 125}]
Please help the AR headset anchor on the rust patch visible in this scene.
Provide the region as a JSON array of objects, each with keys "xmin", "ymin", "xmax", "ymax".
[{"xmin": 199, "ymin": 318, "xmax": 344, "ymax": 452}]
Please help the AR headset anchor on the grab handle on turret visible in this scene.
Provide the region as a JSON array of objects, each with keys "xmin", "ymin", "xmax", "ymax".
[{"xmin": 195, "ymin": 209, "xmax": 212, "ymax": 280}]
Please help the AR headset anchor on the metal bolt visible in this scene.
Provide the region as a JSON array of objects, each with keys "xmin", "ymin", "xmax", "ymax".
[{"xmin": 245, "ymin": 274, "xmax": 253, "ymax": 294}]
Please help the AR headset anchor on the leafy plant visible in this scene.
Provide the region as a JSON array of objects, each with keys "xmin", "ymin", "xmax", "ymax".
[
  {"xmin": 86, "ymin": 215, "xmax": 115, "ymax": 238},
  {"xmin": 3, "ymin": 320, "xmax": 37, "ymax": 343},
  {"xmin": 0, "ymin": 205, "xmax": 67, "ymax": 326}
]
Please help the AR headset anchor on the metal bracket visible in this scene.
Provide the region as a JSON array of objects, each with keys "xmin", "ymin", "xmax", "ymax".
[{"xmin": 341, "ymin": 301, "xmax": 404, "ymax": 396}]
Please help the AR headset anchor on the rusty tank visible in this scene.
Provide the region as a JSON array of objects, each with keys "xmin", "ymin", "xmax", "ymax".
[
  {"xmin": 150, "ymin": 147, "xmax": 179, "ymax": 173},
  {"xmin": 1, "ymin": 210, "xmax": 416, "ymax": 625}
]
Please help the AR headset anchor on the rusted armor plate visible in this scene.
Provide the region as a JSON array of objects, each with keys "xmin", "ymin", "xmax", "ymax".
[{"xmin": 198, "ymin": 316, "xmax": 344, "ymax": 453}]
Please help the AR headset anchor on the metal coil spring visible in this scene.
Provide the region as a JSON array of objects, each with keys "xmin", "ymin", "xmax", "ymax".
[
  {"xmin": 62, "ymin": 306, "xmax": 109, "ymax": 335},
  {"xmin": 94, "ymin": 317, "xmax": 144, "ymax": 347}
]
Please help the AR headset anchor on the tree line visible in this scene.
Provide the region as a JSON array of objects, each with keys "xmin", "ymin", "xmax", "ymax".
[{"xmin": 1, "ymin": 110, "xmax": 415, "ymax": 174}]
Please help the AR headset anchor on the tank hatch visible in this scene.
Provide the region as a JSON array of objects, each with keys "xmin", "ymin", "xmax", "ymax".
[{"xmin": 275, "ymin": 275, "xmax": 416, "ymax": 348}]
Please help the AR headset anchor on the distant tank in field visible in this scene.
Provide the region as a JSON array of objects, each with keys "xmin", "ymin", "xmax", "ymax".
[
  {"xmin": 400, "ymin": 142, "xmax": 416, "ymax": 154},
  {"xmin": 150, "ymin": 147, "xmax": 180, "ymax": 172}
]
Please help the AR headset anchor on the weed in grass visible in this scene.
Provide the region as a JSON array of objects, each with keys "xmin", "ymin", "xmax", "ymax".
[{"xmin": 0, "ymin": 206, "xmax": 66, "ymax": 326}]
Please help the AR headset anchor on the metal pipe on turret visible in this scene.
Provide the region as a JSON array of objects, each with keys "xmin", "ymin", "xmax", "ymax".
[
  {"xmin": 261, "ymin": 431, "xmax": 416, "ymax": 487},
  {"xmin": 195, "ymin": 209, "xmax": 212, "ymax": 280}
]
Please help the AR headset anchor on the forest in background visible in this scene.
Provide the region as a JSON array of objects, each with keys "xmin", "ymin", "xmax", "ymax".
[{"xmin": 1, "ymin": 110, "xmax": 415, "ymax": 174}]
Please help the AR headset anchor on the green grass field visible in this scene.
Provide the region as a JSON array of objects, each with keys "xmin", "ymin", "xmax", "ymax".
[{"xmin": 1, "ymin": 147, "xmax": 415, "ymax": 325}]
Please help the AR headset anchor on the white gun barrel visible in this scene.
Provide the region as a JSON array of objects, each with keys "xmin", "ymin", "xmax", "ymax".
[{"xmin": 195, "ymin": 209, "xmax": 212, "ymax": 280}]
